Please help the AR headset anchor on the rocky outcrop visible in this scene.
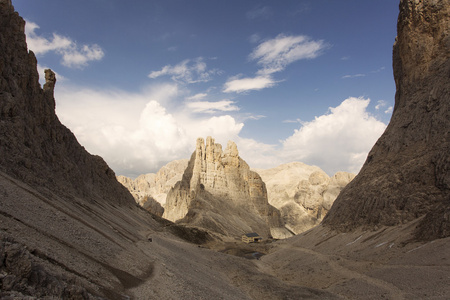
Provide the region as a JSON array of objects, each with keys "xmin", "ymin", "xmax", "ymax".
[
  {"xmin": 164, "ymin": 137, "xmax": 292, "ymax": 239},
  {"xmin": 255, "ymin": 163, "xmax": 355, "ymax": 234},
  {"xmin": 323, "ymin": 0, "xmax": 450, "ymax": 240},
  {"xmin": 117, "ymin": 159, "xmax": 188, "ymax": 206}
]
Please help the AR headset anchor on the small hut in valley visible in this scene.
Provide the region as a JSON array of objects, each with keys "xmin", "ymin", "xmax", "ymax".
[{"xmin": 242, "ymin": 232, "xmax": 262, "ymax": 243}]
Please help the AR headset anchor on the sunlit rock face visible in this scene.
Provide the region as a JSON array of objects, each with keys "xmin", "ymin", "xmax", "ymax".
[
  {"xmin": 323, "ymin": 0, "xmax": 450, "ymax": 240},
  {"xmin": 164, "ymin": 137, "xmax": 292, "ymax": 239},
  {"xmin": 255, "ymin": 163, "xmax": 355, "ymax": 234},
  {"xmin": 117, "ymin": 159, "xmax": 188, "ymax": 206}
]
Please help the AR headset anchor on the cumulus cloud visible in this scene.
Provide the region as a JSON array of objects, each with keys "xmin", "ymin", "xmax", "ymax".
[
  {"xmin": 187, "ymin": 116, "xmax": 243, "ymax": 144},
  {"xmin": 223, "ymin": 75, "xmax": 276, "ymax": 93},
  {"xmin": 25, "ymin": 20, "xmax": 104, "ymax": 68},
  {"xmin": 55, "ymin": 80, "xmax": 386, "ymax": 177},
  {"xmin": 250, "ymin": 34, "xmax": 326, "ymax": 75},
  {"xmin": 55, "ymin": 83, "xmax": 243, "ymax": 177},
  {"xmin": 148, "ymin": 57, "xmax": 218, "ymax": 84},
  {"xmin": 280, "ymin": 97, "xmax": 386, "ymax": 175},
  {"xmin": 186, "ymin": 100, "xmax": 239, "ymax": 114},
  {"xmin": 235, "ymin": 137, "xmax": 281, "ymax": 170}
]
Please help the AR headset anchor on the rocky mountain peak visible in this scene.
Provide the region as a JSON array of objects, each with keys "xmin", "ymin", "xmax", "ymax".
[
  {"xmin": 323, "ymin": 0, "xmax": 449, "ymax": 240},
  {"xmin": 164, "ymin": 137, "xmax": 291, "ymax": 239}
]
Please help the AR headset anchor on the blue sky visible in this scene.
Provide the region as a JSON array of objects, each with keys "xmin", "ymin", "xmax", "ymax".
[{"xmin": 13, "ymin": 0, "xmax": 399, "ymax": 177}]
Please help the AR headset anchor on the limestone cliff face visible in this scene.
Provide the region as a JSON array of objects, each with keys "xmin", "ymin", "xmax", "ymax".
[
  {"xmin": 323, "ymin": 0, "xmax": 450, "ymax": 240},
  {"xmin": 164, "ymin": 137, "xmax": 291, "ymax": 239},
  {"xmin": 117, "ymin": 159, "xmax": 188, "ymax": 206},
  {"xmin": 0, "ymin": 0, "xmax": 134, "ymax": 206},
  {"xmin": 256, "ymin": 163, "xmax": 355, "ymax": 234}
]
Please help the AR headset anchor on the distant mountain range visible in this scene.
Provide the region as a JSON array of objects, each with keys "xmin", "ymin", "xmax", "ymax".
[{"xmin": 119, "ymin": 154, "xmax": 355, "ymax": 237}]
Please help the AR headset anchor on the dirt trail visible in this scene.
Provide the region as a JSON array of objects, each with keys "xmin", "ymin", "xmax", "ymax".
[{"xmin": 257, "ymin": 243, "xmax": 407, "ymax": 300}]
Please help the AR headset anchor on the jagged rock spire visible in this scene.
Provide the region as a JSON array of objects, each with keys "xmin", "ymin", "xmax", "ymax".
[{"xmin": 164, "ymin": 137, "xmax": 291, "ymax": 239}]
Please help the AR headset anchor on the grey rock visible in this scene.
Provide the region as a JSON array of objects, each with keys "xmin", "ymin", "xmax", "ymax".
[{"xmin": 323, "ymin": 0, "xmax": 450, "ymax": 241}]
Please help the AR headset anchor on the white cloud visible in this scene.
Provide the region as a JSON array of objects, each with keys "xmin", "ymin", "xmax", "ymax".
[
  {"xmin": 25, "ymin": 20, "xmax": 104, "ymax": 68},
  {"xmin": 25, "ymin": 21, "xmax": 72, "ymax": 54},
  {"xmin": 375, "ymin": 100, "xmax": 393, "ymax": 114},
  {"xmin": 235, "ymin": 137, "xmax": 281, "ymax": 170},
  {"xmin": 243, "ymin": 114, "xmax": 266, "ymax": 121},
  {"xmin": 55, "ymin": 83, "xmax": 243, "ymax": 177},
  {"xmin": 148, "ymin": 57, "xmax": 218, "ymax": 84},
  {"xmin": 341, "ymin": 73, "xmax": 366, "ymax": 79},
  {"xmin": 186, "ymin": 100, "xmax": 239, "ymax": 114},
  {"xmin": 190, "ymin": 116, "xmax": 243, "ymax": 144},
  {"xmin": 250, "ymin": 34, "xmax": 326, "ymax": 75},
  {"xmin": 211, "ymin": 97, "xmax": 386, "ymax": 176},
  {"xmin": 375, "ymin": 100, "xmax": 387, "ymax": 110},
  {"xmin": 60, "ymin": 44, "xmax": 104, "ymax": 68},
  {"xmin": 282, "ymin": 119, "xmax": 302, "ymax": 124},
  {"xmin": 224, "ymin": 34, "xmax": 326, "ymax": 93},
  {"xmin": 223, "ymin": 75, "xmax": 276, "ymax": 93},
  {"xmin": 186, "ymin": 93, "xmax": 208, "ymax": 101},
  {"xmin": 280, "ymin": 97, "xmax": 386, "ymax": 175},
  {"xmin": 55, "ymin": 81, "xmax": 386, "ymax": 177}
]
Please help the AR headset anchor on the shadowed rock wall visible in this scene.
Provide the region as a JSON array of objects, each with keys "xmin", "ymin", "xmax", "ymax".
[
  {"xmin": 323, "ymin": 0, "xmax": 450, "ymax": 240},
  {"xmin": 0, "ymin": 0, "xmax": 134, "ymax": 206}
]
